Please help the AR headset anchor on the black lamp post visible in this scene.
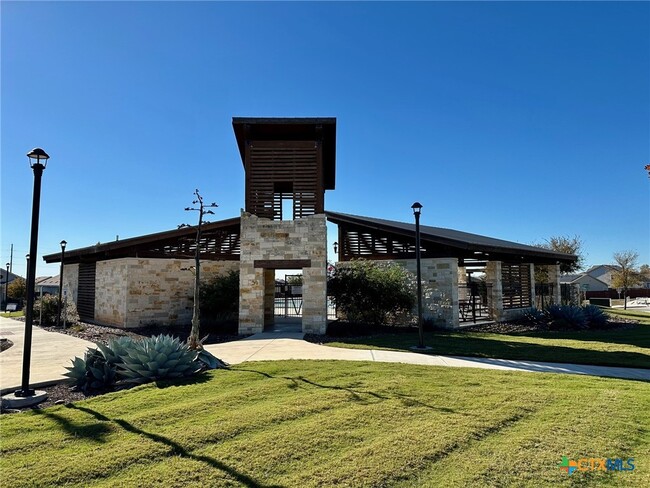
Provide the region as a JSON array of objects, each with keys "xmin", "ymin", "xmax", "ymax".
[
  {"xmin": 56, "ymin": 240, "xmax": 67, "ymax": 327},
  {"xmin": 16, "ymin": 148, "xmax": 49, "ymax": 398},
  {"xmin": 333, "ymin": 241, "xmax": 338, "ymax": 255},
  {"xmin": 4, "ymin": 262, "xmax": 9, "ymax": 311},
  {"xmin": 411, "ymin": 202, "xmax": 424, "ymax": 349}
]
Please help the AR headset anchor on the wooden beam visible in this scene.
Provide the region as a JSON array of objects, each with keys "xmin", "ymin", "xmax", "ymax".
[{"xmin": 254, "ymin": 259, "xmax": 311, "ymax": 269}]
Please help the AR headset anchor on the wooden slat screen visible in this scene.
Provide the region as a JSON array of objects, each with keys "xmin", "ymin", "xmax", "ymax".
[
  {"xmin": 502, "ymin": 263, "xmax": 532, "ymax": 309},
  {"xmin": 246, "ymin": 141, "xmax": 322, "ymax": 219},
  {"xmin": 77, "ymin": 262, "xmax": 96, "ymax": 322}
]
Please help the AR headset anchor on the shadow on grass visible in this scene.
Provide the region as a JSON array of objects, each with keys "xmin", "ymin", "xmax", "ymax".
[
  {"xmin": 336, "ymin": 332, "xmax": 650, "ymax": 369},
  {"xmin": 33, "ymin": 408, "xmax": 112, "ymax": 443},
  {"xmin": 234, "ymin": 368, "xmax": 460, "ymax": 413},
  {"xmin": 519, "ymin": 327, "xmax": 650, "ymax": 348},
  {"xmin": 66, "ymin": 404, "xmax": 281, "ymax": 488}
]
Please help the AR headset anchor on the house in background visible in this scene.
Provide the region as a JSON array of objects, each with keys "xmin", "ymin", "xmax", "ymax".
[
  {"xmin": 1, "ymin": 269, "xmax": 22, "ymax": 310},
  {"xmin": 582, "ymin": 265, "xmax": 621, "ymax": 288},
  {"xmin": 34, "ymin": 276, "xmax": 60, "ymax": 297},
  {"xmin": 560, "ymin": 273, "xmax": 609, "ymax": 292}
]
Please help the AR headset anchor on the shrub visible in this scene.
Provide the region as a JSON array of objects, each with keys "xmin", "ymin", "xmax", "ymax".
[
  {"xmin": 34, "ymin": 294, "xmax": 80, "ymax": 326},
  {"xmin": 326, "ymin": 320, "xmax": 374, "ymax": 337},
  {"xmin": 544, "ymin": 305, "xmax": 587, "ymax": 330},
  {"xmin": 327, "ymin": 260, "xmax": 416, "ymax": 326},
  {"xmin": 582, "ymin": 305, "xmax": 608, "ymax": 328},
  {"xmin": 200, "ymin": 270, "xmax": 239, "ymax": 331}
]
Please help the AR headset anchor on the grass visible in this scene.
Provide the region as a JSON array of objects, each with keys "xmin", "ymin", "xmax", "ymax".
[
  {"xmin": 323, "ymin": 318, "xmax": 650, "ymax": 370},
  {"xmin": 1, "ymin": 360, "xmax": 649, "ymax": 487},
  {"xmin": 0, "ymin": 310, "xmax": 24, "ymax": 318}
]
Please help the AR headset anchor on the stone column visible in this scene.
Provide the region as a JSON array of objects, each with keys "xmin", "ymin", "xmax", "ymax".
[
  {"xmin": 263, "ymin": 269, "xmax": 275, "ymax": 328},
  {"xmin": 302, "ymin": 264, "xmax": 327, "ymax": 334},
  {"xmin": 485, "ymin": 261, "xmax": 503, "ymax": 321},
  {"xmin": 528, "ymin": 263, "xmax": 536, "ymax": 308},
  {"xmin": 239, "ymin": 261, "xmax": 265, "ymax": 334},
  {"xmin": 548, "ymin": 264, "xmax": 561, "ymax": 305},
  {"xmin": 62, "ymin": 263, "xmax": 79, "ymax": 305}
]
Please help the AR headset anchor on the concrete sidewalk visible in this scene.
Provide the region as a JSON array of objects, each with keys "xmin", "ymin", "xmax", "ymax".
[
  {"xmin": 204, "ymin": 331, "xmax": 650, "ymax": 381},
  {"xmin": 0, "ymin": 316, "xmax": 94, "ymax": 393},
  {"xmin": 1, "ymin": 317, "xmax": 648, "ymax": 394}
]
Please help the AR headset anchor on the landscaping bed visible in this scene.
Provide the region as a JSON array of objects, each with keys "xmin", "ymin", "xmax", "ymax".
[{"xmin": 39, "ymin": 320, "xmax": 243, "ymax": 346}]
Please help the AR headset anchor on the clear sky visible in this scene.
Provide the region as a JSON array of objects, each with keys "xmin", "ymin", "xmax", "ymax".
[{"xmin": 2, "ymin": 1, "xmax": 649, "ymax": 280}]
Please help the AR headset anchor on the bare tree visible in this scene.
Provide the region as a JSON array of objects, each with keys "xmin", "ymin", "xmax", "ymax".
[
  {"xmin": 181, "ymin": 189, "xmax": 218, "ymax": 349},
  {"xmin": 612, "ymin": 250, "xmax": 641, "ymax": 310}
]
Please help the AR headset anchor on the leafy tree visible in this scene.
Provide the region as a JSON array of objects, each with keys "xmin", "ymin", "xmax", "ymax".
[
  {"xmin": 7, "ymin": 277, "xmax": 27, "ymax": 301},
  {"xmin": 534, "ymin": 235, "xmax": 585, "ymax": 283},
  {"xmin": 611, "ymin": 250, "xmax": 641, "ymax": 309},
  {"xmin": 327, "ymin": 260, "xmax": 415, "ymax": 326}
]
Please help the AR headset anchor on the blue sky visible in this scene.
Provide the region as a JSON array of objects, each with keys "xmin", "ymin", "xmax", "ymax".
[{"xmin": 2, "ymin": 1, "xmax": 649, "ymax": 279}]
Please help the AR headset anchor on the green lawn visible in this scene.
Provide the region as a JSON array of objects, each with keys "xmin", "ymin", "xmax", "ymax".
[
  {"xmin": 0, "ymin": 310, "xmax": 24, "ymax": 318},
  {"xmin": 323, "ymin": 319, "xmax": 650, "ymax": 370},
  {"xmin": 1, "ymin": 360, "xmax": 649, "ymax": 487}
]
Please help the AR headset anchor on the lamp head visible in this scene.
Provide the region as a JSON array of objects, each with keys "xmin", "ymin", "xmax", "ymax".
[
  {"xmin": 411, "ymin": 202, "xmax": 423, "ymax": 216},
  {"xmin": 60, "ymin": 240, "xmax": 67, "ymax": 250},
  {"xmin": 27, "ymin": 148, "xmax": 50, "ymax": 168},
  {"xmin": 333, "ymin": 241, "xmax": 339, "ymax": 254}
]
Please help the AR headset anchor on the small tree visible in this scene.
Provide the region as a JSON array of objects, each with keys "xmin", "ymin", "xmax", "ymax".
[
  {"xmin": 328, "ymin": 260, "xmax": 415, "ymax": 326},
  {"xmin": 180, "ymin": 189, "xmax": 218, "ymax": 350},
  {"xmin": 612, "ymin": 250, "xmax": 641, "ymax": 310},
  {"xmin": 534, "ymin": 235, "xmax": 586, "ymax": 286},
  {"xmin": 7, "ymin": 277, "xmax": 27, "ymax": 301}
]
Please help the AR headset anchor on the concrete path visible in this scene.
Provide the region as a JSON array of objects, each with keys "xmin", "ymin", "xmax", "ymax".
[
  {"xmin": 1, "ymin": 316, "xmax": 648, "ymax": 394},
  {"xmin": 204, "ymin": 331, "xmax": 650, "ymax": 381},
  {"xmin": 0, "ymin": 316, "xmax": 94, "ymax": 393}
]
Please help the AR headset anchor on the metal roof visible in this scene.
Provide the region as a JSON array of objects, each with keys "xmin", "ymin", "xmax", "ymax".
[
  {"xmin": 43, "ymin": 217, "xmax": 241, "ymax": 264},
  {"xmin": 326, "ymin": 211, "xmax": 577, "ymax": 264}
]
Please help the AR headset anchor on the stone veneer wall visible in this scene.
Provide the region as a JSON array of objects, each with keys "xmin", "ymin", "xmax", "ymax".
[
  {"xmin": 62, "ymin": 263, "xmax": 79, "ymax": 304},
  {"xmin": 72, "ymin": 258, "xmax": 238, "ymax": 328},
  {"xmin": 239, "ymin": 211, "xmax": 327, "ymax": 335},
  {"xmin": 95, "ymin": 260, "xmax": 129, "ymax": 326},
  {"xmin": 390, "ymin": 258, "xmax": 459, "ymax": 328}
]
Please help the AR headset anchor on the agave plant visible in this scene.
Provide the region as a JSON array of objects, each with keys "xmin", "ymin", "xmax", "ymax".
[
  {"xmin": 118, "ymin": 334, "xmax": 201, "ymax": 384},
  {"xmin": 582, "ymin": 305, "xmax": 608, "ymax": 328},
  {"xmin": 96, "ymin": 336, "xmax": 135, "ymax": 366},
  {"xmin": 544, "ymin": 305, "xmax": 587, "ymax": 330},
  {"xmin": 63, "ymin": 347, "xmax": 117, "ymax": 392},
  {"xmin": 195, "ymin": 349, "xmax": 229, "ymax": 370}
]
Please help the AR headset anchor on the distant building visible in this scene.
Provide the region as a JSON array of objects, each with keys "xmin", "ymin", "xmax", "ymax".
[
  {"xmin": 560, "ymin": 273, "xmax": 609, "ymax": 292},
  {"xmin": 34, "ymin": 276, "xmax": 60, "ymax": 297}
]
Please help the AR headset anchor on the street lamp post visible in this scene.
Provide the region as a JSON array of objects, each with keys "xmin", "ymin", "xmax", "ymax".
[
  {"xmin": 333, "ymin": 241, "xmax": 338, "ymax": 255},
  {"xmin": 16, "ymin": 148, "xmax": 50, "ymax": 398},
  {"xmin": 411, "ymin": 202, "xmax": 425, "ymax": 349},
  {"xmin": 56, "ymin": 240, "xmax": 67, "ymax": 327}
]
